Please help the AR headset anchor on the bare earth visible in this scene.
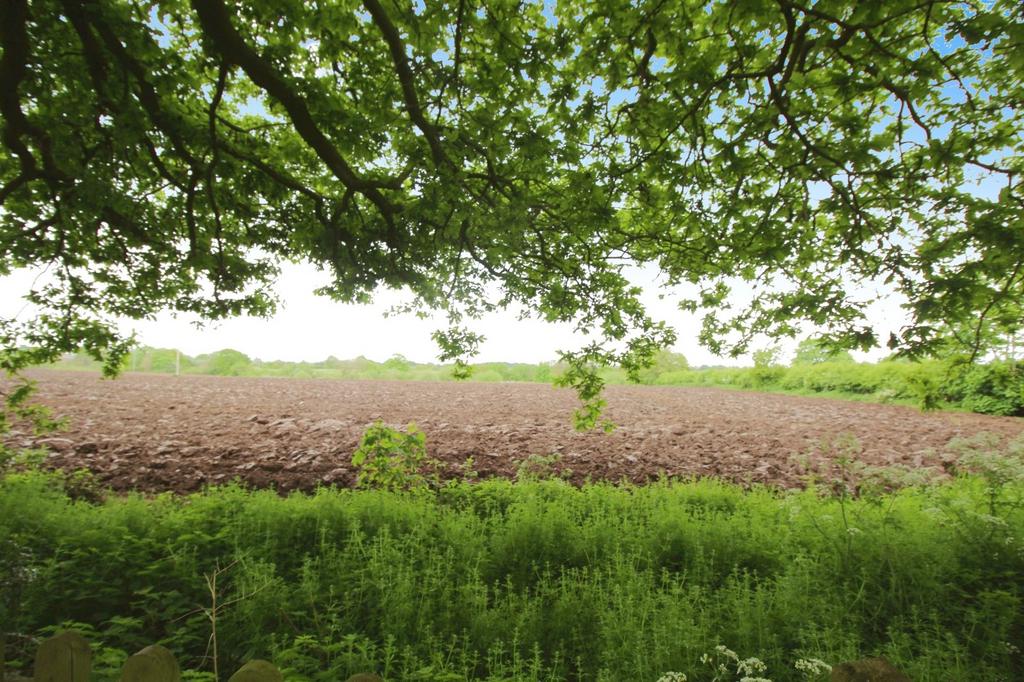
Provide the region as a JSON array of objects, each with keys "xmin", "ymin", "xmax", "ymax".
[{"xmin": 6, "ymin": 370, "xmax": 1023, "ymax": 493}]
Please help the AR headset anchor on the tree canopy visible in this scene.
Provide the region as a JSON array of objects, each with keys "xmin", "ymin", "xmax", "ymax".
[{"xmin": 1, "ymin": 0, "xmax": 1022, "ymax": 423}]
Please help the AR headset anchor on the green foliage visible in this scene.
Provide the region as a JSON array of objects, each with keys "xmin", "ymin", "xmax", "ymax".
[
  {"xmin": 792, "ymin": 339, "xmax": 854, "ymax": 366},
  {"xmin": 514, "ymin": 453, "xmax": 570, "ymax": 483},
  {"xmin": 636, "ymin": 351, "xmax": 689, "ymax": 385},
  {"xmin": 381, "ymin": 355, "xmax": 411, "ymax": 374},
  {"xmin": 194, "ymin": 349, "xmax": 253, "ymax": 377},
  {"xmin": 351, "ymin": 422, "xmax": 437, "ymax": 492},
  {"xmin": 749, "ymin": 347, "xmax": 786, "ymax": 387},
  {"xmin": 3, "ymin": 0, "xmax": 1022, "ymax": 425},
  {"xmin": 432, "ymin": 328, "xmax": 484, "ymax": 381},
  {"xmin": 2, "ymin": 456, "xmax": 1023, "ymax": 681},
  {"xmin": 553, "ymin": 348, "xmax": 614, "ymax": 432},
  {"xmin": 946, "ymin": 433, "xmax": 1024, "ymax": 517},
  {"xmin": 130, "ymin": 348, "xmax": 193, "ymax": 374},
  {"xmin": 948, "ymin": 361, "xmax": 1024, "ymax": 417},
  {"xmin": 652, "ymin": 355, "xmax": 1023, "ymax": 415},
  {"xmin": 52, "ymin": 350, "xmax": 565, "ymax": 383},
  {"xmin": 0, "ymin": 374, "xmax": 64, "ymax": 478}
]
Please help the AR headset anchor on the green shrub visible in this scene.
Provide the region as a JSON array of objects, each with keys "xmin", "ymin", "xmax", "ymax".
[
  {"xmin": 952, "ymin": 361, "xmax": 1024, "ymax": 416},
  {"xmin": 350, "ymin": 422, "xmax": 437, "ymax": 492}
]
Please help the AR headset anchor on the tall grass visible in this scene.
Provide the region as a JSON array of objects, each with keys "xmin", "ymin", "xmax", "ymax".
[{"xmin": 2, "ymin": 469, "xmax": 1022, "ymax": 681}]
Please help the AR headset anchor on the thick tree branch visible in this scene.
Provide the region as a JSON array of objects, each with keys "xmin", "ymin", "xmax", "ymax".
[
  {"xmin": 59, "ymin": 0, "xmax": 111, "ymax": 108},
  {"xmin": 84, "ymin": 4, "xmax": 202, "ymax": 170},
  {"xmin": 361, "ymin": 0, "xmax": 449, "ymax": 169},
  {"xmin": 637, "ymin": 28, "xmax": 657, "ymax": 83},
  {"xmin": 452, "ymin": 0, "xmax": 466, "ymax": 107},
  {"xmin": 207, "ymin": 63, "xmax": 228, "ymax": 287},
  {"xmin": 0, "ymin": 174, "xmax": 28, "ymax": 207},
  {"xmin": 0, "ymin": 0, "xmax": 66, "ymax": 187},
  {"xmin": 191, "ymin": 0, "xmax": 401, "ymax": 226}
]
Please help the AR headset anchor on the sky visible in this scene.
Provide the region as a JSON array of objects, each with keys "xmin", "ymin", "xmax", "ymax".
[{"xmin": 0, "ymin": 261, "xmax": 902, "ymax": 366}]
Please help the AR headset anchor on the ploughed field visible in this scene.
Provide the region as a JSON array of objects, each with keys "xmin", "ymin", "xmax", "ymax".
[{"xmin": 8, "ymin": 370, "xmax": 1024, "ymax": 493}]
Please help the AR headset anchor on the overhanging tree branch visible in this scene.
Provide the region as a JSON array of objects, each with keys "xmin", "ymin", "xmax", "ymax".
[
  {"xmin": 361, "ymin": 0, "xmax": 449, "ymax": 170},
  {"xmin": 0, "ymin": 0, "xmax": 67, "ymax": 188},
  {"xmin": 191, "ymin": 0, "xmax": 402, "ymax": 227}
]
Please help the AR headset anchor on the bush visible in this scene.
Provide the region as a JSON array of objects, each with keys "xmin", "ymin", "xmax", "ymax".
[
  {"xmin": 350, "ymin": 422, "xmax": 438, "ymax": 491},
  {"xmin": 951, "ymin": 361, "xmax": 1024, "ymax": 416}
]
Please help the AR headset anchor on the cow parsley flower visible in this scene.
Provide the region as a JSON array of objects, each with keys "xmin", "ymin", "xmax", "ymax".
[
  {"xmin": 655, "ymin": 673, "xmax": 687, "ymax": 682},
  {"xmin": 795, "ymin": 657, "xmax": 832, "ymax": 677}
]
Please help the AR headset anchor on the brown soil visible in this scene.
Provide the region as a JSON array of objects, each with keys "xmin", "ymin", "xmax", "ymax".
[{"xmin": 5, "ymin": 370, "xmax": 1023, "ymax": 494}]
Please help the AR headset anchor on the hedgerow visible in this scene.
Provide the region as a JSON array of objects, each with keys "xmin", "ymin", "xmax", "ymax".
[{"xmin": 2, "ymin": 439, "xmax": 1023, "ymax": 681}]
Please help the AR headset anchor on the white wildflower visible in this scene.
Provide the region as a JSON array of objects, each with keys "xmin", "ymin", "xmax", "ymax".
[
  {"xmin": 715, "ymin": 645, "xmax": 739, "ymax": 661},
  {"xmin": 795, "ymin": 658, "xmax": 832, "ymax": 676},
  {"xmin": 655, "ymin": 673, "xmax": 687, "ymax": 682},
  {"xmin": 737, "ymin": 657, "xmax": 768, "ymax": 675}
]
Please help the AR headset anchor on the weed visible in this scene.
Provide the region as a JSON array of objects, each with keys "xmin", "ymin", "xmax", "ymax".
[
  {"xmin": 455, "ymin": 456, "xmax": 479, "ymax": 483},
  {"xmin": 2, "ymin": 467, "xmax": 1022, "ymax": 680},
  {"xmin": 514, "ymin": 453, "xmax": 570, "ymax": 482},
  {"xmin": 351, "ymin": 422, "xmax": 440, "ymax": 492},
  {"xmin": 946, "ymin": 433, "xmax": 1024, "ymax": 516}
]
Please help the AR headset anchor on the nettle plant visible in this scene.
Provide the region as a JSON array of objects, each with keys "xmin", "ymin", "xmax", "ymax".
[
  {"xmin": 350, "ymin": 422, "xmax": 440, "ymax": 492},
  {"xmin": 947, "ymin": 433, "xmax": 1024, "ymax": 517},
  {"xmin": 0, "ymin": 375, "xmax": 64, "ymax": 475},
  {"xmin": 934, "ymin": 433, "xmax": 1024, "ymax": 553}
]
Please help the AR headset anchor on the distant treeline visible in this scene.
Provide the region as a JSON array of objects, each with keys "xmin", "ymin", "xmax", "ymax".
[
  {"xmin": 51, "ymin": 343, "xmax": 1023, "ymax": 416},
  {"xmin": 54, "ymin": 347, "xmax": 569, "ymax": 383}
]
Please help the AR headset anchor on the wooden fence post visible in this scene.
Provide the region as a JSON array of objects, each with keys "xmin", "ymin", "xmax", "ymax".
[
  {"xmin": 32, "ymin": 631, "xmax": 91, "ymax": 682},
  {"xmin": 120, "ymin": 644, "xmax": 180, "ymax": 682},
  {"xmin": 226, "ymin": 660, "xmax": 282, "ymax": 682}
]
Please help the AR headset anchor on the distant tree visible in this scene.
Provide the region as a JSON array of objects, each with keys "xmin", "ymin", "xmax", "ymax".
[
  {"xmin": 636, "ymin": 350, "xmax": 689, "ymax": 384},
  {"xmin": 383, "ymin": 354, "xmax": 411, "ymax": 373},
  {"xmin": 140, "ymin": 347, "xmax": 190, "ymax": 373},
  {"xmin": 2, "ymin": 0, "xmax": 1022, "ymax": 424},
  {"xmin": 792, "ymin": 338, "xmax": 854, "ymax": 366},
  {"xmin": 750, "ymin": 345, "xmax": 786, "ymax": 386},
  {"xmin": 197, "ymin": 348, "xmax": 251, "ymax": 376},
  {"xmin": 753, "ymin": 347, "xmax": 783, "ymax": 369}
]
